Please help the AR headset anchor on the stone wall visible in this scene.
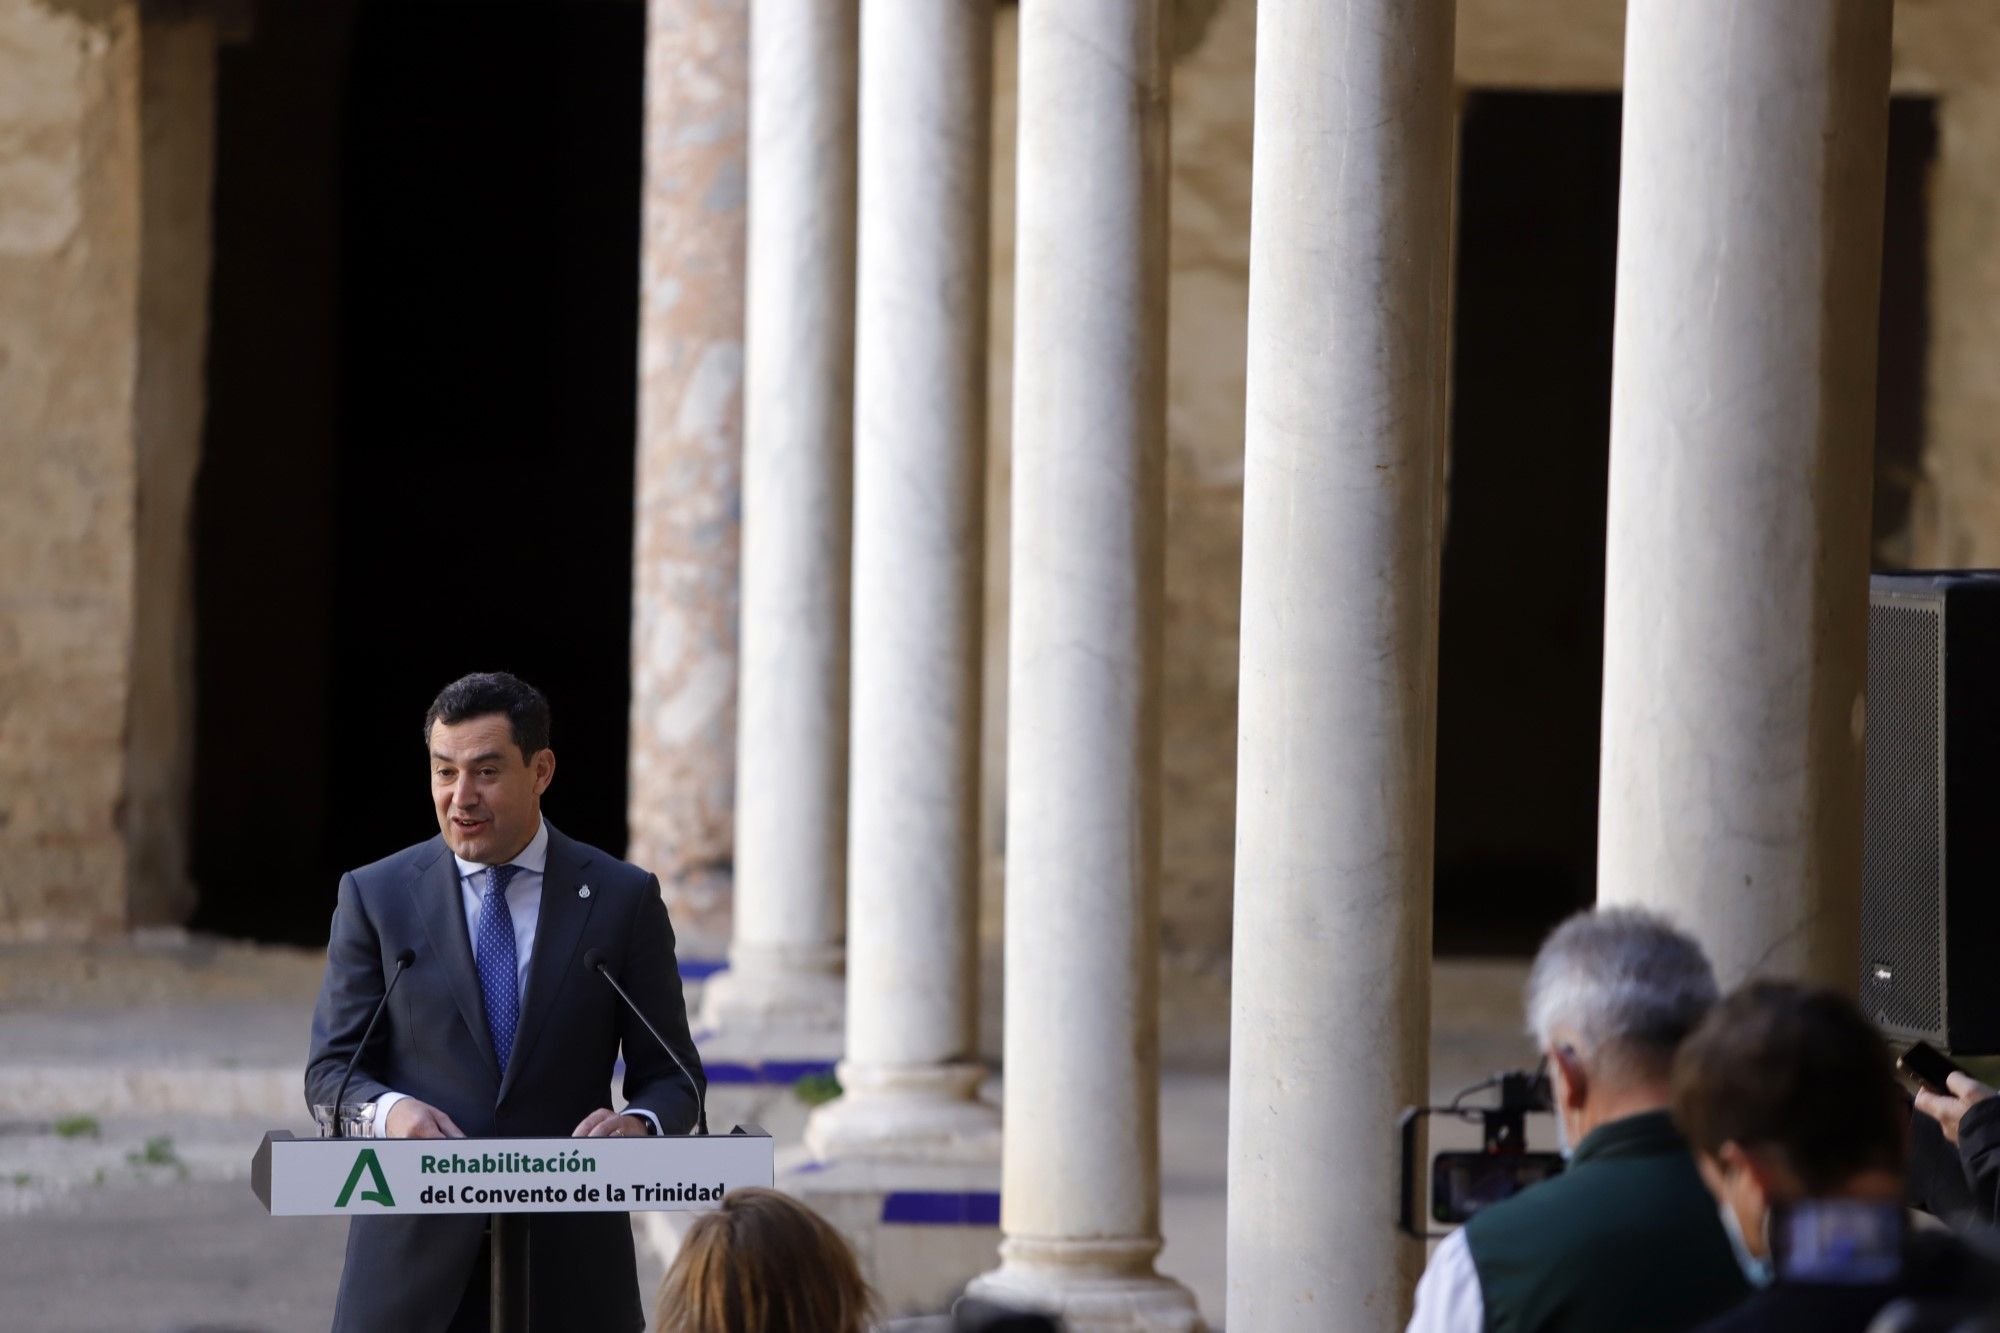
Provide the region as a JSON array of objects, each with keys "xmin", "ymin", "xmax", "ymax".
[
  {"xmin": 0, "ymin": 0, "xmax": 213, "ymax": 939},
  {"xmin": 1902, "ymin": 13, "xmax": 2000, "ymax": 566}
]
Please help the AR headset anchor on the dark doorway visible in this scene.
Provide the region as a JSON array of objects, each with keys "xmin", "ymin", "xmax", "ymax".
[
  {"xmin": 1433, "ymin": 92, "xmax": 1623, "ymax": 954},
  {"xmin": 191, "ymin": 2, "xmax": 645, "ymax": 944},
  {"xmin": 1434, "ymin": 92, "xmax": 1936, "ymax": 955}
]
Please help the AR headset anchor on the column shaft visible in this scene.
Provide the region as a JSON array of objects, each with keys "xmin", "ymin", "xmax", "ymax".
[
  {"xmin": 968, "ymin": 2, "xmax": 1197, "ymax": 1325},
  {"xmin": 630, "ymin": 0, "xmax": 750, "ymax": 946},
  {"xmin": 1225, "ymin": 3, "xmax": 1455, "ymax": 1328},
  {"xmin": 702, "ymin": 0, "xmax": 858, "ymax": 1031},
  {"xmin": 1597, "ymin": 0, "xmax": 1891, "ymax": 989},
  {"xmin": 804, "ymin": 0, "xmax": 999, "ymax": 1160}
]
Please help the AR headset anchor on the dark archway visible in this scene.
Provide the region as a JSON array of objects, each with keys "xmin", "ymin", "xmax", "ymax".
[{"xmin": 191, "ymin": 1, "xmax": 645, "ymax": 943}]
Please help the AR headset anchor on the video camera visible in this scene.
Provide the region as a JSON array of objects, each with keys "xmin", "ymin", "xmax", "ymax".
[{"xmin": 1398, "ymin": 1066, "xmax": 1566, "ymax": 1238}]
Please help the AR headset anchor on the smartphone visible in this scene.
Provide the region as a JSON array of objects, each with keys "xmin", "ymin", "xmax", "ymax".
[
  {"xmin": 1430, "ymin": 1151, "xmax": 1564, "ymax": 1224},
  {"xmin": 1898, "ymin": 1040, "xmax": 1965, "ymax": 1094}
]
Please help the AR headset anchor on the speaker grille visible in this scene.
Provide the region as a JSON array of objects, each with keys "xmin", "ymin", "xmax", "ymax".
[{"xmin": 1860, "ymin": 598, "xmax": 1946, "ymax": 1040}]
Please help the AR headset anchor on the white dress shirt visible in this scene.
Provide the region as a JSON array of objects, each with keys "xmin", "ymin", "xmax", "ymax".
[
  {"xmin": 1405, "ymin": 1228, "xmax": 1484, "ymax": 1333},
  {"xmin": 371, "ymin": 819, "xmax": 657, "ymax": 1136}
]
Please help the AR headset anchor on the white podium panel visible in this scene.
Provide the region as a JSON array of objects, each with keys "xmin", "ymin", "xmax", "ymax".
[{"xmin": 252, "ymin": 1130, "xmax": 774, "ymax": 1217}]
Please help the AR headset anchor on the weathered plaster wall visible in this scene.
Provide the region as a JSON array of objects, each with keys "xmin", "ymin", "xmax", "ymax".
[
  {"xmin": 1900, "ymin": 13, "xmax": 2000, "ymax": 565},
  {"xmin": 0, "ymin": 0, "xmax": 213, "ymax": 939},
  {"xmin": 0, "ymin": 0, "xmax": 144, "ymax": 939},
  {"xmin": 1456, "ymin": 0, "xmax": 1622, "ymax": 88}
]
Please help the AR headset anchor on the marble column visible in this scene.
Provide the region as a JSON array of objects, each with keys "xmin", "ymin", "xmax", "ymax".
[
  {"xmin": 629, "ymin": 0, "xmax": 750, "ymax": 949},
  {"xmin": 1224, "ymin": 1, "xmax": 1456, "ymax": 1327},
  {"xmin": 1596, "ymin": 0, "xmax": 1891, "ymax": 990},
  {"xmin": 965, "ymin": 3, "xmax": 1197, "ymax": 1326},
  {"xmin": 803, "ymin": 0, "xmax": 1000, "ymax": 1159},
  {"xmin": 698, "ymin": 0, "xmax": 858, "ymax": 1032}
]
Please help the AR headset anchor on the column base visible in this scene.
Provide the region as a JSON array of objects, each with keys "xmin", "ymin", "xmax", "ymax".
[
  {"xmin": 697, "ymin": 941, "xmax": 844, "ymax": 1033},
  {"xmin": 966, "ymin": 1237, "xmax": 1205, "ymax": 1332},
  {"xmin": 691, "ymin": 1022, "xmax": 843, "ymax": 1146},
  {"xmin": 804, "ymin": 1060, "xmax": 1001, "ymax": 1164},
  {"xmin": 780, "ymin": 1145, "xmax": 1001, "ymax": 1316}
]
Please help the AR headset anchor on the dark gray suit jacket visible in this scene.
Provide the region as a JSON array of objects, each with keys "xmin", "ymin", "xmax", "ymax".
[{"xmin": 305, "ymin": 824, "xmax": 704, "ymax": 1332}]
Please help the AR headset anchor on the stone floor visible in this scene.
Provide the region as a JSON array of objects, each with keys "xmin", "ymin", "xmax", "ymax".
[{"xmin": 0, "ymin": 935, "xmax": 1536, "ymax": 1330}]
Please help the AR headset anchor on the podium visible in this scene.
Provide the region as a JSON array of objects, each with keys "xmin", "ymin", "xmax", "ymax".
[{"xmin": 252, "ymin": 1128, "xmax": 773, "ymax": 1332}]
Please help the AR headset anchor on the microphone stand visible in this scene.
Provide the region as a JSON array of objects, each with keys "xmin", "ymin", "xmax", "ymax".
[
  {"xmin": 331, "ymin": 949, "xmax": 413, "ymax": 1139},
  {"xmin": 585, "ymin": 949, "xmax": 706, "ymax": 1135}
]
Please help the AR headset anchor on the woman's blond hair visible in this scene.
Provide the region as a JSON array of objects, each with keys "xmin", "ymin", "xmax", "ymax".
[{"xmin": 654, "ymin": 1187, "xmax": 875, "ymax": 1333}]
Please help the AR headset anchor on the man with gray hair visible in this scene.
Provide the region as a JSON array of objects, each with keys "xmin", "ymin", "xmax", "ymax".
[{"xmin": 1407, "ymin": 908, "xmax": 1750, "ymax": 1332}]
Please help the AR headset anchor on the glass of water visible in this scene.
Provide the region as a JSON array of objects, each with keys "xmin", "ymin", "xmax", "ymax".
[{"xmin": 311, "ymin": 1103, "xmax": 375, "ymax": 1138}]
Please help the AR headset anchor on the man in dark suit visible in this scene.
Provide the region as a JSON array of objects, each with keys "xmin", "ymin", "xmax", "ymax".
[{"xmin": 306, "ymin": 672, "xmax": 705, "ymax": 1331}]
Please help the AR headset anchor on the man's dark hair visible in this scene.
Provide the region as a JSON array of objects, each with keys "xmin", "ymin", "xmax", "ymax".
[
  {"xmin": 1671, "ymin": 980, "xmax": 1905, "ymax": 1192},
  {"xmin": 423, "ymin": 672, "xmax": 551, "ymax": 761}
]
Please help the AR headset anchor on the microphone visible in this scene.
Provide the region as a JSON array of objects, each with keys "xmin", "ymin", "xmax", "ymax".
[
  {"xmin": 583, "ymin": 948, "xmax": 705, "ymax": 1135},
  {"xmin": 332, "ymin": 948, "xmax": 415, "ymax": 1140}
]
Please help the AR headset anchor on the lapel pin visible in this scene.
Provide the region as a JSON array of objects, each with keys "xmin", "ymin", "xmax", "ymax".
[{"xmin": 579, "ymin": 885, "xmax": 591, "ymax": 899}]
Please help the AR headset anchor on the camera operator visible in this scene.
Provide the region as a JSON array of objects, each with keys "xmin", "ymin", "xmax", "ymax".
[
  {"xmin": 1672, "ymin": 981, "xmax": 2000, "ymax": 1332},
  {"xmin": 1408, "ymin": 909, "xmax": 1750, "ymax": 1333}
]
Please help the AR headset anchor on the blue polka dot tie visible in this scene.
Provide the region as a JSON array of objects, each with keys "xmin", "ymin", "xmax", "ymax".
[{"xmin": 475, "ymin": 863, "xmax": 522, "ymax": 1075}]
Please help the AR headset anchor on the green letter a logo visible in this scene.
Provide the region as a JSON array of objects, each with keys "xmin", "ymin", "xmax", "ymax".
[{"xmin": 335, "ymin": 1148, "xmax": 396, "ymax": 1208}]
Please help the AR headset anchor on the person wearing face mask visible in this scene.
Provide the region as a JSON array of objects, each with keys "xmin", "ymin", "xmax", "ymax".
[
  {"xmin": 1407, "ymin": 909, "xmax": 1749, "ymax": 1333},
  {"xmin": 1672, "ymin": 981, "xmax": 2000, "ymax": 1332}
]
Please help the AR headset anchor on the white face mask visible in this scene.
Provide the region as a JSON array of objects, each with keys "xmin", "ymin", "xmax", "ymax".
[
  {"xmin": 1554, "ymin": 1105, "xmax": 1572, "ymax": 1160},
  {"xmin": 1717, "ymin": 1200, "xmax": 1773, "ymax": 1288}
]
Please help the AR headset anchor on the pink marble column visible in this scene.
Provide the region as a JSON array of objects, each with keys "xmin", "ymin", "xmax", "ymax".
[{"xmin": 628, "ymin": 0, "xmax": 750, "ymax": 950}]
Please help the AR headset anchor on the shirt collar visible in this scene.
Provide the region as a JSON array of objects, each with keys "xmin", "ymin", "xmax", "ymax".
[{"xmin": 452, "ymin": 816, "xmax": 549, "ymax": 882}]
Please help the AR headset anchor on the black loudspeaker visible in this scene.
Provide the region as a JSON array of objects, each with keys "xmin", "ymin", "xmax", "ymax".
[{"xmin": 1860, "ymin": 571, "xmax": 2000, "ymax": 1053}]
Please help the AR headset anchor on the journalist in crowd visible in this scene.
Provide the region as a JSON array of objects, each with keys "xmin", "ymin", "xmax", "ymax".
[
  {"xmin": 1408, "ymin": 908, "xmax": 1749, "ymax": 1333},
  {"xmin": 1674, "ymin": 981, "xmax": 2000, "ymax": 1332}
]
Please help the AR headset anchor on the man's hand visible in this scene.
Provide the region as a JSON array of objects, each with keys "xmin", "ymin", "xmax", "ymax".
[
  {"xmin": 572, "ymin": 1109, "xmax": 650, "ymax": 1138},
  {"xmin": 1914, "ymin": 1071, "xmax": 1996, "ymax": 1146},
  {"xmin": 385, "ymin": 1097, "xmax": 466, "ymax": 1139}
]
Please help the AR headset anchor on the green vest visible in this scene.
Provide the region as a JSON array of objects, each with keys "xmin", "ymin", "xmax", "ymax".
[{"xmin": 1462, "ymin": 1110, "xmax": 1750, "ymax": 1333}]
